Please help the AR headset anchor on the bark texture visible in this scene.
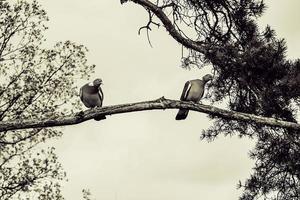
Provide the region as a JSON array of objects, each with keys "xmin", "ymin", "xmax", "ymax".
[{"xmin": 0, "ymin": 97, "xmax": 299, "ymax": 132}]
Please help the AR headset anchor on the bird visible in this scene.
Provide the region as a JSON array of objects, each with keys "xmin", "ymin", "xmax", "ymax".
[
  {"xmin": 80, "ymin": 78, "xmax": 106, "ymax": 121},
  {"xmin": 176, "ymin": 74, "xmax": 213, "ymax": 120}
]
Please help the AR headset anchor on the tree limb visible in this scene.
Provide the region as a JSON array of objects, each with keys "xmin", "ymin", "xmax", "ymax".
[
  {"xmin": 0, "ymin": 97, "xmax": 299, "ymax": 132},
  {"xmin": 129, "ymin": 0, "xmax": 209, "ymax": 54}
]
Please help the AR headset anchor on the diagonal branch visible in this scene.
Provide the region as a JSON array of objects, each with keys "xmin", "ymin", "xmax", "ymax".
[
  {"xmin": 129, "ymin": 0, "xmax": 209, "ymax": 54},
  {"xmin": 0, "ymin": 97, "xmax": 299, "ymax": 132}
]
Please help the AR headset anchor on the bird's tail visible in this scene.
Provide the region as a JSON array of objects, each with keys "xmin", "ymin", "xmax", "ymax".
[
  {"xmin": 175, "ymin": 109, "xmax": 189, "ymax": 120},
  {"xmin": 94, "ymin": 115, "xmax": 106, "ymax": 121}
]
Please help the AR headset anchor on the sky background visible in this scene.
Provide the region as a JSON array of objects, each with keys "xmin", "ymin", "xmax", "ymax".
[{"xmin": 37, "ymin": 1, "xmax": 300, "ymax": 199}]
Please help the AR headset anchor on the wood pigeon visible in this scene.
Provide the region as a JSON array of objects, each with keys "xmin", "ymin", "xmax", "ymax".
[
  {"xmin": 80, "ymin": 78, "xmax": 106, "ymax": 121},
  {"xmin": 176, "ymin": 74, "xmax": 213, "ymax": 120}
]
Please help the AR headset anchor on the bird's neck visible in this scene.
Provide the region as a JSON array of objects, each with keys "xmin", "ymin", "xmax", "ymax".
[{"xmin": 88, "ymin": 82, "xmax": 94, "ymax": 86}]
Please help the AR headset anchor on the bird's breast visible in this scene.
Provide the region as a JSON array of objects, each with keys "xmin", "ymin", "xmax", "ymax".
[{"xmin": 186, "ymin": 81, "xmax": 204, "ymax": 102}]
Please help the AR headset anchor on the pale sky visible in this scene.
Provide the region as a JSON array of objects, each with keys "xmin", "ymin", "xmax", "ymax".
[{"xmin": 38, "ymin": 1, "xmax": 300, "ymax": 199}]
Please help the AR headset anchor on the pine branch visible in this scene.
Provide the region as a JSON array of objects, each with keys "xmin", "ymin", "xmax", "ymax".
[{"xmin": 0, "ymin": 97, "xmax": 299, "ymax": 132}]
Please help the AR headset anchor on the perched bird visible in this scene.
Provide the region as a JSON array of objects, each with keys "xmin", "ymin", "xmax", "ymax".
[
  {"xmin": 80, "ymin": 78, "xmax": 106, "ymax": 121},
  {"xmin": 176, "ymin": 74, "xmax": 213, "ymax": 120}
]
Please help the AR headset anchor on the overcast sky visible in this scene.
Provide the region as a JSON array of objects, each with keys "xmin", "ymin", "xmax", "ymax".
[{"xmin": 38, "ymin": 1, "xmax": 300, "ymax": 199}]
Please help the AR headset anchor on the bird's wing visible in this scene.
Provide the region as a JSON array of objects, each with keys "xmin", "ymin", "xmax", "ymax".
[
  {"xmin": 97, "ymin": 86, "xmax": 104, "ymax": 107},
  {"xmin": 79, "ymin": 87, "xmax": 83, "ymax": 102},
  {"xmin": 180, "ymin": 81, "xmax": 191, "ymax": 101}
]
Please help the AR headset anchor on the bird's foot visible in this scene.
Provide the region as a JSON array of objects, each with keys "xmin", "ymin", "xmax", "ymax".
[
  {"xmin": 94, "ymin": 115, "xmax": 106, "ymax": 121},
  {"xmin": 93, "ymin": 106, "xmax": 106, "ymax": 121}
]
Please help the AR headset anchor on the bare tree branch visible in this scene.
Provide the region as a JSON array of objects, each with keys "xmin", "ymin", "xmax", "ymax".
[
  {"xmin": 0, "ymin": 97, "xmax": 299, "ymax": 132},
  {"xmin": 130, "ymin": 0, "xmax": 209, "ymax": 54}
]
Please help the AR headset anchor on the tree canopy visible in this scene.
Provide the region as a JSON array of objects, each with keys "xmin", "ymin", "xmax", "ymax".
[
  {"xmin": 0, "ymin": 0, "xmax": 300, "ymax": 199},
  {"xmin": 126, "ymin": 0, "xmax": 300, "ymax": 199},
  {"xmin": 0, "ymin": 1, "xmax": 94, "ymax": 199}
]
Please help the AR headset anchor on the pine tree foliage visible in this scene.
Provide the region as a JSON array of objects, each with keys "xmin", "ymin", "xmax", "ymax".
[
  {"xmin": 129, "ymin": 0, "xmax": 300, "ymax": 199},
  {"xmin": 1, "ymin": 0, "xmax": 299, "ymax": 199}
]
